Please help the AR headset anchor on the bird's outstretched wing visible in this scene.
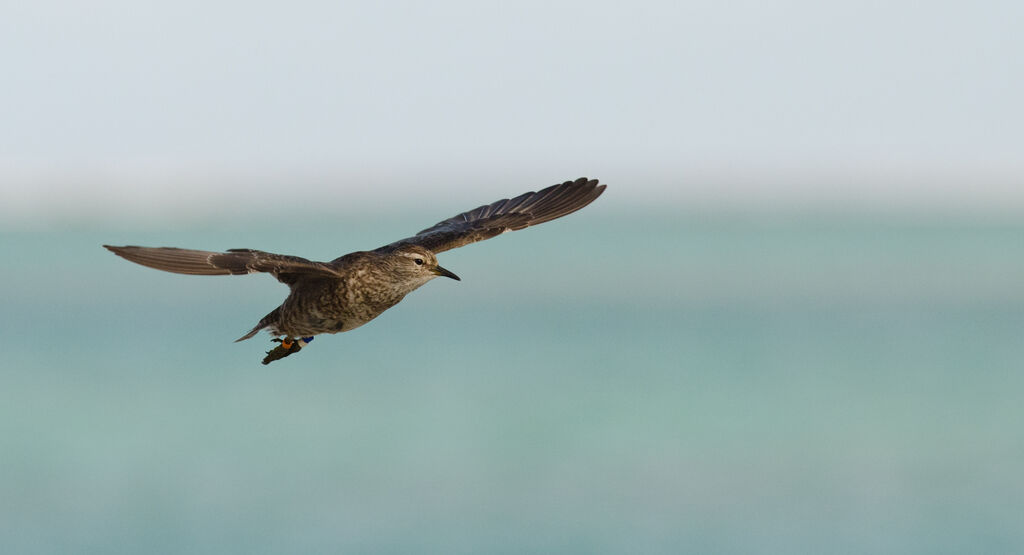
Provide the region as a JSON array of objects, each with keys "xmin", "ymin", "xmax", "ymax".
[
  {"xmin": 376, "ymin": 177, "xmax": 606, "ymax": 254},
  {"xmin": 103, "ymin": 245, "xmax": 341, "ymax": 285}
]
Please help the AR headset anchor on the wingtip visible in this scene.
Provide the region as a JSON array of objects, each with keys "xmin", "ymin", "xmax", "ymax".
[
  {"xmin": 569, "ymin": 177, "xmax": 606, "ymax": 195},
  {"xmin": 584, "ymin": 179, "xmax": 607, "ymax": 199},
  {"xmin": 567, "ymin": 177, "xmax": 607, "ymax": 204}
]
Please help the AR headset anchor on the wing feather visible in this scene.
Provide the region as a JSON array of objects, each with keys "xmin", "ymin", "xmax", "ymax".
[
  {"xmin": 376, "ymin": 177, "xmax": 606, "ymax": 253},
  {"xmin": 103, "ymin": 245, "xmax": 340, "ymax": 285}
]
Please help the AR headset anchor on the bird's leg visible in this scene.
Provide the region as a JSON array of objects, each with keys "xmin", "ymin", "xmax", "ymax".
[{"xmin": 262, "ymin": 336, "xmax": 314, "ymax": 365}]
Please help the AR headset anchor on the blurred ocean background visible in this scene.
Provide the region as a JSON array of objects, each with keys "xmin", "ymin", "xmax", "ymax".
[
  {"xmin": 3, "ymin": 1, "xmax": 1024, "ymax": 553},
  {"xmin": 4, "ymin": 211, "xmax": 1023, "ymax": 553}
]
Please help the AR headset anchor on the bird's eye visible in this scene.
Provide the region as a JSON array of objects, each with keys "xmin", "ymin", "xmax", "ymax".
[{"xmin": 414, "ymin": 258, "xmax": 424, "ymax": 265}]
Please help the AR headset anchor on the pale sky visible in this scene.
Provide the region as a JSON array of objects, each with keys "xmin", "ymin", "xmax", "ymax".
[{"xmin": 3, "ymin": 1, "xmax": 1022, "ymax": 226}]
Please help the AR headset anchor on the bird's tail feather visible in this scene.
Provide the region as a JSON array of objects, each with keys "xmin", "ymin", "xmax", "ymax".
[
  {"xmin": 235, "ymin": 325, "xmax": 263, "ymax": 342},
  {"xmin": 235, "ymin": 307, "xmax": 280, "ymax": 342}
]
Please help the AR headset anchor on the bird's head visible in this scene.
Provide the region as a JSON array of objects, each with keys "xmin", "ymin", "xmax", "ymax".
[{"xmin": 388, "ymin": 244, "xmax": 460, "ymax": 286}]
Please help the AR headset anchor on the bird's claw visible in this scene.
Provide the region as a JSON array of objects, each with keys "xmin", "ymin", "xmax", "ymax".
[
  {"xmin": 261, "ymin": 337, "xmax": 314, "ymax": 365},
  {"xmin": 262, "ymin": 338, "xmax": 302, "ymax": 365}
]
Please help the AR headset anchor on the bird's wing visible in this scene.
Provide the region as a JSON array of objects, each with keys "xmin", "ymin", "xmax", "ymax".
[
  {"xmin": 376, "ymin": 177, "xmax": 606, "ymax": 254},
  {"xmin": 103, "ymin": 245, "xmax": 341, "ymax": 285}
]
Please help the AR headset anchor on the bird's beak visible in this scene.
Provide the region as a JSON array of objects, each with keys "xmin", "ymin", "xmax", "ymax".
[{"xmin": 433, "ymin": 265, "xmax": 461, "ymax": 281}]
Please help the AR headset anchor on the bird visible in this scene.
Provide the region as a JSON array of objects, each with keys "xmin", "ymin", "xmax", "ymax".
[{"xmin": 104, "ymin": 177, "xmax": 607, "ymax": 364}]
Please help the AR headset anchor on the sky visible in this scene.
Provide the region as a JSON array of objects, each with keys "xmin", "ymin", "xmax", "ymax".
[{"xmin": 3, "ymin": 1, "xmax": 1023, "ymax": 226}]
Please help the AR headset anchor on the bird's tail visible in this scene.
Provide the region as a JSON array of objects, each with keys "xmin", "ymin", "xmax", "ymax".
[{"xmin": 235, "ymin": 307, "xmax": 281, "ymax": 342}]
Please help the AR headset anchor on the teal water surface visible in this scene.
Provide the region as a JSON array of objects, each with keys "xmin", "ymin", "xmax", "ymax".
[{"xmin": 2, "ymin": 212, "xmax": 1023, "ymax": 553}]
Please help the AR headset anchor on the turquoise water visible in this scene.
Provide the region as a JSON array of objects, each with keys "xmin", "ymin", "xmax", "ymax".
[{"xmin": 2, "ymin": 212, "xmax": 1023, "ymax": 553}]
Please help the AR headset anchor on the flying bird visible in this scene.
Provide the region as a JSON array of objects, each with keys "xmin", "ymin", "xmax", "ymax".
[{"xmin": 104, "ymin": 177, "xmax": 606, "ymax": 364}]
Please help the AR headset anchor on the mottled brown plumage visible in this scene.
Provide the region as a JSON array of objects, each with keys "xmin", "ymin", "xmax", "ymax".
[{"xmin": 104, "ymin": 177, "xmax": 606, "ymax": 363}]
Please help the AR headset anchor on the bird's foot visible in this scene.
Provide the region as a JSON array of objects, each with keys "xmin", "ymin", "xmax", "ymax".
[{"xmin": 262, "ymin": 336, "xmax": 314, "ymax": 365}]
